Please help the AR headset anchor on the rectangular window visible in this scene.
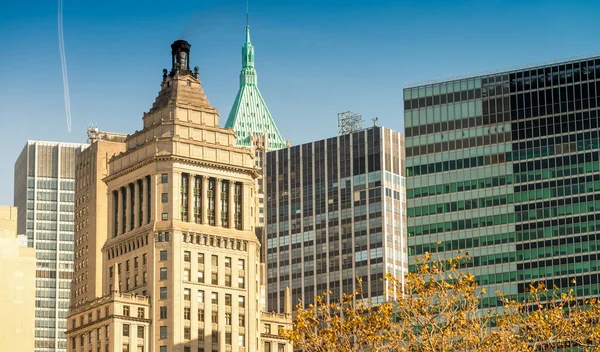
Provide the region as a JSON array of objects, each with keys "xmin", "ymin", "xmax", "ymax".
[
  {"xmin": 162, "ymin": 193, "xmax": 168, "ymax": 203},
  {"xmin": 160, "ymin": 326, "xmax": 167, "ymax": 339},
  {"xmin": 137, "ymin": 308, "xmax": 145, "ymax": 318},
  {"xmin": 197, "ymin": 290, "xmax": 204, "ymax": 303},
  {"xmin": 181, "ymin": 174, "xmax": 189, "ymax": 221},
  {"xmin": 211, "ymin": 272, "xmax": 218, "ymax": 285},
  {"xmin": 225, "ymin": 294, "xmax": 232, "ymax": 306},
  {"xmin": 160, "ymin": 250, "xmax": 167, "ymax": 261},
  {"xmin": 146, "ymin": 175, "xmax": 152, "ymax": 223},
  {"xmin": 234, "ymin": 183, "xmax": 242, "ymax": 230},
  {"xmin": 138, "ymin": 179, "xmax": 143, "ymax": 227},
  {"xmin": 162, "ymin": 213, "xmax": 168, "ymax": 221},
  {"xmin": 184, "ymin": 288, "xmax": 191, "ymax": 301},
  {"xmin": 211, "ymin": 292, "xmax": 218, "ymax": 305},
  {"xmin": 160, "ymin": 306, "xmax": 167, "ymax": 319},
  {"xmin": 137, "ymin": 325, "xmax": 145, "ymax": 338},
  {"xmin": 225, "ymin": 331, "xmax": 232, "ymax": 345},
  {"xmin": 197, "ymin": 271, "xmax": 204, "ymax": 283},
  {"xmin": 225, "ymin": 313, "xmax": 232, "ymax": 326},
  {"xmin": 184, "ymin": 307, "xmax": 191, "ymax": 320},
  {"xmin": 239, "ymin": 314, "xmax": 245, "ymax": 327},
  {"xmin": 123, "ymin": 305, "xmax": 130, "ymax": 316},
  {"xmin": 198, "ymin": 328, "xmax": 204, "ymax": 342},
  {"xmin": 160, "ymin": 287, "xmax": 167, "ymax": 300},
  {"xmin": 198, "ymin": 253, "xmax": 204, "ymax": 264},
  {"xmin": 161, "ymin": 174, "xmax": 168, "ymax": 183},
  {"xmin": 184, "ymin": 269, "xmax": 191, "ymax": 281},
  {"xmin": 160, "ymin": 268, "xmax": 167, "ymax": 280},
  {"xmin": 198, "ymin": 309, "xmax": 204, "ymax": 322},
  {"xmin": 123, "ymin": 324, "xmax": 130, "ymax": 337},
  {"xmin": 238, "ymin": 259, "xmax": 245, "ymax": 271},
  {"xmin": 224, "ymin": 257, "xmax": 231, "ymax": 268},
  {"xmin": 143, "ymin": 253, "xmax": 147, "ymax": 265},
  {"xmin": 207, "ymin": 178, "xmax": 216, "ymax": 225},
  {"xmin": 184, "ymin": 251, "xmax": 191, "ymax": 262},
  {"xmin": 220, "ymin": 180, "xmax": 229, "ymax": 227},
  {"xmin": 211, "ymin": 310, "xmax": 218, "ymax": 324},
  {"xmin": 225, "ymin": 273, "xmax": 231, "ymax": 287},
  {"xmin": 238, "ymin": 276, "xmax": 245, "ymax": 289},
  {"xmin": 160, "ymin": 347, "xmax": 167, "ymax": 352},
  {"xmin": 184, "ymin": 327, "xmax": 191, "ymax": 340},
  {"xmin": 211, "ymin": 255, "xmax": 218, "ymax": 267},
  {"xmin": 194, "ymin": 176, "xmax": 202, "ymax": 223},
  {"xmin": 238, "ymin": 296, "xmax": 245, "ymax": 308}
]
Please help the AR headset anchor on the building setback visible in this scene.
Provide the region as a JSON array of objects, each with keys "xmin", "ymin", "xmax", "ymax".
[
  {"xmin": 14, "ymin": 140, "xmax": 88, "ymax": 352},
  {"xmin": 404, "ymin": 56, "xmax": 600, "ymax": 308},
  {"xmin": 66, "ymin": 39, "xmax": 291, "ymax": 352},
  {"xmin": 265, "ymin": 126, "xmax": 407, "ymax": 312}
]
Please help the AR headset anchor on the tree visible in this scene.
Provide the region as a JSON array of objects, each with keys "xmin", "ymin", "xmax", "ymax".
[{"xmin": 282, "ymin": 252, "xmax": 600, "ymax": 352}]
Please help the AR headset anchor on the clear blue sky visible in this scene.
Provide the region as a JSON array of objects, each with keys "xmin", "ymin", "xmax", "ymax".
[{"xmin": 0, "ymin": 0, "xmax": 598, "ymax": 205}]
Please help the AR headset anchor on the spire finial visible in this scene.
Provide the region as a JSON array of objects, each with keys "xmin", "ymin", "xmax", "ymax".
[{"xmin": 246, "ymin": 0, "xmax": 249, "ymax": 27}]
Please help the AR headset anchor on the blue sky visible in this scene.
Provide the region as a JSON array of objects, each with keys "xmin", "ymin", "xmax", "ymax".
[{"xmin": 0, "ymin": 0, "xmax": 598, "ymax": 205}]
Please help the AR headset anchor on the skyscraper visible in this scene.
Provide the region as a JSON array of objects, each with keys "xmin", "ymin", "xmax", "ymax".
[
  {"xmin": 14, "ymin": 140, "xmax": 88, "ymax": 352},
  {"xmin": 265, "ymin": 126, "xmax": 407, "ymax": 312},
  {"xmin": 66, "ymin": 39, "xmax": 291, "ymax": 352},
  {"xmin": 404, "ymin": 56, "xmax": 600, "ymax": 308},
  {"xmin": 224, "ymin": 18, "xmax": 289, "ymax": 262}
]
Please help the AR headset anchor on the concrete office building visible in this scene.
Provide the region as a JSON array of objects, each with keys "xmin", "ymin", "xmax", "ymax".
[
  {"xmin": 265, "ymin": 126, "xmax": 407, "ymax": 312},
  {"xmin": 404, "ymin": 56, "xmax": 600, "ymax": 307},
  {"xmin": 0, "ymin": 206, "xmax": 36, "ymax": 351},
  {"xmin": 66, "ymin": 39, "xmax": 291, "ymax": 352},
  {"xmin": 14, "ymin": 140, "xmax": 88, "ymax": 351}
]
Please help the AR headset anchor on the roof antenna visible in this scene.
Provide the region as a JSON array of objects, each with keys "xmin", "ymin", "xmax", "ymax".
[{"xmin": 246, "ymin": 0, "xmax": 249, "ymax": 27}]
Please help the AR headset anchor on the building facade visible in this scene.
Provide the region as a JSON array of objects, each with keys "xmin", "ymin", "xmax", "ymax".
[
  {"xmin": 404, "ymin": 56, "xmax": 600, "ymax": 307},
  {"xmin": 224, "ymin": 21, "xmax": 289, "ymax": 262},
  {"xmin": 14, "ymin": 140, "xmax": 88, "ymax": 351},
  {"xmin": 71, "ymin": 131, "xmax": 127, "ymax": 308},
  {"xmin": 66, "ymin": 39, "xmax": 291, "ymax": 352},
  {"xmin": 0, "ymin": 206, "xmax": 36, "ymax": 351},
  {"xmin": 265, "ymin": 126, "xmax": 407, "ymax": 312}
]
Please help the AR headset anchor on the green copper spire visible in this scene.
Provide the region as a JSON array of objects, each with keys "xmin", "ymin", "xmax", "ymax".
[{"xmin": 224, "ymin": 20, "xmax": 288, "ymax": 151}]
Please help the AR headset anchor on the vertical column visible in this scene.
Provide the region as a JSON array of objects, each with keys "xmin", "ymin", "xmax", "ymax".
[
  {"xmin": 134, "ymin": 181, "xmax": 140, "ymax": 229},
  {"xmin": 126, "ymin": 185, "xmax": 132, "ymax": 232},
  {"xmin": 188, "ymin": 174, "xmax": 194, "ymax": 223},
  {"xmin": 229, "ymin": 181, "xmax": 235, "ymax": 229},
  {"xmin": 202, "ymin": 177, "xmax": 209, "ymax": 225},
  {"xmin": 117, "ymin": 188, "xmax": 124, "ymax": 235},
  {"xmin": 215, "ymin": 178, "xmax": 222, "ymax": 227},
  {"xmin": 142, "ymin": 177, "xmax": 148, "ymax": 224}
]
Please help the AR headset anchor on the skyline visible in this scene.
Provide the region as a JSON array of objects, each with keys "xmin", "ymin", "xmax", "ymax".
[{"xmin": 2, "ymin": 0, "xmax": 600, "ymax": 205}]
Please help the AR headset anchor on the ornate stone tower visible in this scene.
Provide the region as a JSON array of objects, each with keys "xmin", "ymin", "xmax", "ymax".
[{"xmin": 66, "ymin": 40, "xmax": 291, "ymax": 352}]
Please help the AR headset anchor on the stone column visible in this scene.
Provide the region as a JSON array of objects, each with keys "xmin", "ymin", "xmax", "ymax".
[
  {"xmin": 229, "ymin": 181, "xmax": 235, "ymax": 229},
  {"xmin": 142, "ymin": 177, "xmax": 148, "ymax": 224},
  {"xmin": 134, "ymin": 181, "xmax": 140, "ymax": 229},
  {"xmin": 188, "ymin": 174, "xmax": 194, "ymax": 223},
  {"xmin": 117, "ymin": 187, "xmax": 124, "ymax": 235},
  {"xmin": 202, "ymin": 176, "xmax": 209, "ymax": 225},
  {"xmin": 215, "ymin": 178, "xmax": 222, "ymax": 227},
  {"xmin": 125, "ymin": 184, "xmax": 132, "ymax": 233}
]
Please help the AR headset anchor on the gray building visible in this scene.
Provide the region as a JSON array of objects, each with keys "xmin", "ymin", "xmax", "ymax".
[
  {"xmin": 265, "ymin": 126, "xmax": 407, "ymax": 312},
  {"xmin": 405, "ymin": 56, "xmax": 600, "ymax": 308},
  {"xmin": 14, "ymin": 140, "xmax": 88, "ymax": 352}
]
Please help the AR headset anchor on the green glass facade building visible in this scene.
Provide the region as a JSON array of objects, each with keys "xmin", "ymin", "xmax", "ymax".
[{"xmin": 404, "ymin": 56, "xmax": 600, "ymax": 307}]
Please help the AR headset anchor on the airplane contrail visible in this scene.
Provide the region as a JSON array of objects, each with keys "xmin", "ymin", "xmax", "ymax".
[{"xmin": 58, "ymin": 0, "xmax": 72, "ymax": 133}]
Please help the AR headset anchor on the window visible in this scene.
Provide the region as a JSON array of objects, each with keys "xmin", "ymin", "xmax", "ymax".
[
  {"xmin": 184, "ymin": 288, "xmax": 191, "ymax": 301},
  {"xmin": 224, "ymin": 257, "xmax": 231, "ymax": 268},
  {"xmin": 197, "ymin": 271, "xmax": 204, "ymax": 283},
  {"xmin": 198, "ymin": 309, "xmax": 204, "ymax": 322},
  {"xmin": 143, "ymin": 253, "xmax": 147, "ymax": 265},
  {"xmin": 123, "ymin": 305, "xmax": 130, "ymax": 316},
  {"xmin": 198, "ymin": 328, "xmax": 205, "ymax": 342},
  {"xmin": 238, "ymin": 335, "xmax": 245, "ymax": 346},
  {"xmin": 226, "ymin": 331, "xmax": 232, "ymax": 345},
  {"xmin": 161, "ymin": 174, "xmax": 168, "ymax": 183},
  {"xmin": 278, "ymin": 325, "xmax": 284, "ymax": 335},
  {"xmin": 238, "ymin": 276, "xmax": 245, "ymax": 289},
  {"xmin": 134, "ymin": 257, "xmax": 139, "ymax": 268},
  {"xmin": 264, "ymin": 324, "xmax": 271, "ymax": 334},
  {"xmin": 161, "ymin": 193, "xmax": 168, "ymax": 203},
  {"xmin": 212, "ymin": 330, "xmax": 219, "ymax": 344},
  {"xmin": 162, "ymin": 213, "xmax": 168, "ymax": 220},
  {"xmin": 265, "ymin": 342, "xmax": 271, "ymax": 352},
  {"xmin": 225, "ymin": 273, "xmax": 232, "ymax": 287},
  {"xmin": 160, "ymin": 306, "xmax": 167, "ymax": 319},
  {"xmin": 184, "ymin": 327, "xmax": 191, "ymax": 340},
  {"xmin": 225, "ymin": 294, "xmax": 232, "ymax": 306},
  {"xmin": 239, "ymin": 314, "xmax": 245, "ymax": 327},
  {"xmin": 225, "ymin": 313, "xmax": 231, "ymax": 325},
  {"xmin": 137, "ymin": 326, "xmax": 145, "ymax": 339},
  {"xmin": 123, "ymin": 324, "xmax": 130, "ymax": 337},
  {"xmin": 211, "ymin": 272, "xmax": 218, "ymax": 285},
  {"xmin": 160, "ymin": 268, "xmax": 167, "ymax": 280},
  {"xmin": 184, "ymin": 251, "xmax": 191, "ymax": 262},
  {"xmin": 211, "ymin": 310, "xmax": 218, "ymax": 324},
  {"xmin": 137, "ymin": 308, "xmax": 145, "ymax": 318},
  {"xmin": 184, "ymin": 269, "xmax": 191, "ymax": 281},
  {"xmin": 198, "ymin": 253, "xmax": 204, "ymax": 264},
  {"xmin": 278, "ymin": 344, "xmax": 285, "ymax": 352},
  {"xmin": 238, "ymin": 258, "xmax": 245, "ymax": 271},
  {"xmin": 184, "ymin": 307, "xmax": 191, "ymax": 320},
  {"xmin": 211, "ymin": 292, "xmax": 218, "ymax": 304},
  {"xmin": 160, "ymin": 326, "xmax": 167, "ymax": 339},
  {"xmin": 160, "ymin": 347, "xmax": 167, "ymax": 352},
  {"xmin": 160, "ymin": 287, "xmax": 167, "ymax": 300},
  {"xmin": 211, "ymin": 255, "xmax": 218, "ymax": 267},
  {"xmin": 160, "ymin": 250, "xmax": 167, "ymax": 261},
  {"xmin": 238, "ymin": 296, "xmax": 245, "ymax": 308}
]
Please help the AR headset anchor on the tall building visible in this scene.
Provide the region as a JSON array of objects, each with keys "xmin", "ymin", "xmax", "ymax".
[
  {"xmin": 66, "ymin": 39, "xmax": 291, "ymax": 352},
  {"xmin": 14, "ymin": 140, "xmax": 88, "ymax": 352},
  {"xmin": 70, "ymin": 129, "xmax": 127, "ymax": 308},
  {"xmin": 0, "ymin": 206, "xmax": 36, "ymax": 351},
  {"xmin": 224, "ymin": 19, "xmax": 289, "ymax": 263},
  {"xmin": 265, "ymin": 126, "xmax": 407, "ymax": 312},
  {"xmin": 404, "ymin": 56, "xmax": 600, "ymax": 308}
]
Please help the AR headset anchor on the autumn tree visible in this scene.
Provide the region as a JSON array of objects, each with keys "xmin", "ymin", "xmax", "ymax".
[{"xmin": 282, "ymin": 252, "xmax": 600, "ymax": 352}]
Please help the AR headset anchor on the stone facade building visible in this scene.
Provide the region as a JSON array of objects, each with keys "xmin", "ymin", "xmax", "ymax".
[{"xmin": 66, "ymin": 39, "xmax": 291, "ymax": 352}]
